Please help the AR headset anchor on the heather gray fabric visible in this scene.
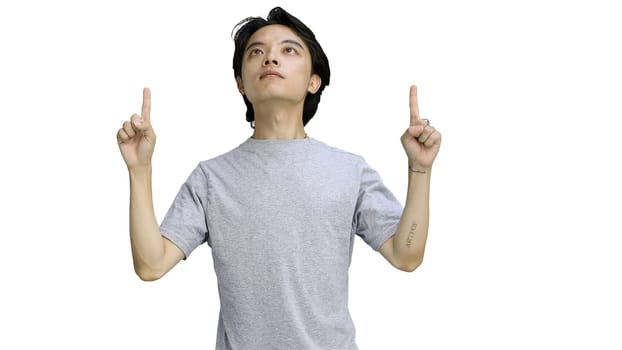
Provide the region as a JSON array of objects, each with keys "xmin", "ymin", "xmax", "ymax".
[{"xmin": 160, "ymin": 137, "xmax": 403, "ymax": 350}]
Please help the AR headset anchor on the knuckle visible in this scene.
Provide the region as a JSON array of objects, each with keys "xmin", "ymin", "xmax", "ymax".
[{"xmin": 123, "ymin": 121, "xmax": 135, "ymax": 134}]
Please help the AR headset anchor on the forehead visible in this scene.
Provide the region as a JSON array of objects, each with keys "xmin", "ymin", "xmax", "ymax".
[{"xmin": 247, "ymin": 24, "xmax": 307, "ymax": 48}]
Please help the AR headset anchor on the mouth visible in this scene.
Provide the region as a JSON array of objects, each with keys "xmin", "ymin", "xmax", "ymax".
[{"xmin": 260, "ymin": 71, "xmax": 284, "ymax": 79}]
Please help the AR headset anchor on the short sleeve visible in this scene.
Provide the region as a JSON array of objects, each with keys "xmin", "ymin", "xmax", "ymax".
[
  {"xmin": 353, "ymin": 159, "xmax": 403, "ymax": 251},
  {"xmin": 160, "ymin": 164, "xmax": 209, "ymax": 259}
]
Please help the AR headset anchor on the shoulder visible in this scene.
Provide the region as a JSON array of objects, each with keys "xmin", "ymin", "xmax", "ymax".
[
  {"xmin": 308, "ymin": 138, "xmax": 366, "ymax": 165},
  {"xmin": 196, "ymin": 140, "xmax": 250, "ymax": 169}
]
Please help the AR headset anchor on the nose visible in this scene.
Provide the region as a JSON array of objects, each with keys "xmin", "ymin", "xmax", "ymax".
[
  {"xmin": 263, "ymin": 50, "xmax": 279, "ymax": 66},
  {"xmin": 263, "ymin": 58, "xmax": 278, "ymax": 66}
]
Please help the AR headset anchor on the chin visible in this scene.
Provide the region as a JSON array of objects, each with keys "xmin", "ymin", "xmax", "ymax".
[{"xmin": 252, "ymin": 88, "xmax": 303, "ymax": 103}]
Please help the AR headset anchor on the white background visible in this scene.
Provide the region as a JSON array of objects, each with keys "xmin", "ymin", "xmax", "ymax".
[{"xmin": 1, "ymin": 0, "xmax": 621, "ymax": 349}]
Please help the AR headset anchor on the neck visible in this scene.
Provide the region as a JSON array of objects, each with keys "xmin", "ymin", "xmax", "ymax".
[{"xmin": 251, "ymin": 103, "xmax": 307, "ymax": 140}]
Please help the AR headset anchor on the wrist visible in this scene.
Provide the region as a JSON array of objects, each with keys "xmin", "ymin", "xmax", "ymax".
[
  {"xmin": 128, "ymin": 164, "xmax": 152, "ymax": 178},
  {"xmin": 408, "ymin": 162, "xmax": 431, "ymax": 175}
]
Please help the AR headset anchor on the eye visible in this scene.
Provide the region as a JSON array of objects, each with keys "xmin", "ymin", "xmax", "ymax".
[
  {"xmin": 249, "ymin": 48, "xmax": 263, "ymax": 56},
  {"xmin": 284, "ymin": 47, "xmax": 298, "ymax": 54}
]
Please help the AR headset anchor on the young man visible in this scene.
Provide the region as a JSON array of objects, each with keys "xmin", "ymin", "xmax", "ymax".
[{"xmin": 116, "ymin": 7, "xmax": 441, "ymax": 350}]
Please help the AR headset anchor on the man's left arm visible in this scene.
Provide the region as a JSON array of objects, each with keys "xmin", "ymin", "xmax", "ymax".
[{"xmin": 379, "ymin": 85, "xmax": 442, "ymax": 272}]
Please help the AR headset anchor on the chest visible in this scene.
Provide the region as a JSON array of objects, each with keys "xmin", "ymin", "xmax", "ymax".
[{"xmin": 204, "ymin": 161, "xmax": 359, "ymax": 256}]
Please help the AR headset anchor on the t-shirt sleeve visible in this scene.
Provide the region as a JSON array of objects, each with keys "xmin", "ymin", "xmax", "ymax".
[
  {"xmin": 160, "ymin": 164, "xmax": 209, "ymax": 259},
  {"xmin": 353, "ymin": 158, "xmax": 403, "ymax": 251}
]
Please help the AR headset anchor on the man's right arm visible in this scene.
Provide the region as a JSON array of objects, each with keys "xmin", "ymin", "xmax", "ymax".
[
  {"xmin": 128, "ymin": 166, "xmax": 183, "ymax": 281},
  {"xmin": 117, "ymin": 88, "xmax": 183, "ymax": 281}
]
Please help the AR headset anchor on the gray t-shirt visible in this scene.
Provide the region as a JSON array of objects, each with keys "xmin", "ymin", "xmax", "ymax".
[{"xmin": 160, "ymin": 137, "xmax": 403, "ymax": 350}]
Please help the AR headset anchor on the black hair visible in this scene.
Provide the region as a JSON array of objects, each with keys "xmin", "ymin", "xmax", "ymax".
[{"xmin": 232, "ymin": 7, "xmax": 331, "ymax": 127}]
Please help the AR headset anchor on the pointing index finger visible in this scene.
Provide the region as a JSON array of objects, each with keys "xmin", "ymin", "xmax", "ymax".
[
  {"xmin": 409, "ymin": 84, "xmax": 420, "ymax": 126},
  {"xmin": 141, "ymin": 87, "xmax": 151, "ymax": 123}
]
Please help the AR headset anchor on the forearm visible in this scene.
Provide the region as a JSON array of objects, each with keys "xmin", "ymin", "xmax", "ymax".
[
  {"xmin": 128, "ymin": 166, "xmax": 166, "ymax": 279},
  {"xmin": 392, "ymin": 164, "xmax": 431, "ymax": 271}
]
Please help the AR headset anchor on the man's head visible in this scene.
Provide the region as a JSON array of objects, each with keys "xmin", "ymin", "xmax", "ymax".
[{"xmin": 232, "ymin": 7, "xmax": 330, "ymax": 127}]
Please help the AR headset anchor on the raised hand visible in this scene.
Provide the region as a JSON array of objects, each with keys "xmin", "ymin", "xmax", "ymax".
[
  {"xmin": 400, "ymin": 85, "xmax": 441, "ymax": 169},
  {"xmin": 117, "ymin": 88, "xmax": 156, "ymax": 169}
]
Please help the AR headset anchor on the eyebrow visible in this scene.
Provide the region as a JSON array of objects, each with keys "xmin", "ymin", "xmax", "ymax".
[{"xmin": 245, "ymin": 39, "xmax": 305, "ymax": 53}]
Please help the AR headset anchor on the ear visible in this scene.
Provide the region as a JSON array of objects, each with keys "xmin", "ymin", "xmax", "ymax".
[
  {"xmin": 236, "ymin": 77, "xmax": 245, "ymax": 95},
  {"xmin": 307, "ymin": 74, "xmax": 321, "ymax": 94}
]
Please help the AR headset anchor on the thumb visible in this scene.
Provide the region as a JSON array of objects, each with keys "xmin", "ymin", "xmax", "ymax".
[
  {"xmin": 131, "ymin": 113, "xmax": 151, "ymax": 131},
  {"xmin": 130, "ymin": 114, "xmax": 156, "ymax": 141},
  {"xmin": 401, "ymin": 125, "xmax": 424, "ymax": 146},
  {"xmin": 406, "ymin": 124, "xmax": 425, "ymax": 138}
]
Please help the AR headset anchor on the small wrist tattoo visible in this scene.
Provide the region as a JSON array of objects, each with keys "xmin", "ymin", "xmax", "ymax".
[{"xmin": 409, "ymin": 166, "xmax": 427, "ymax": 174}]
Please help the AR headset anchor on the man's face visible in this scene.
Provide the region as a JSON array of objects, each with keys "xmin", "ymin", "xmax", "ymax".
[{"xmin": 237, "ymin": 24, "xmax": 320, "ymax": 107}]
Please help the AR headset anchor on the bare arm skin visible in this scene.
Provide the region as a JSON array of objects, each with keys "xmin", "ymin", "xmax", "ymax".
[
  {"xmin": 379, "ymin": 85, "xmax": 441, "ymax": 272},
  {"xmin": 379, "ymin": 166, "xmax": 431, "ymax": 272},
  {"xmin": 117, "ymin": 88, "xmax": 184, "ymax": 281}
]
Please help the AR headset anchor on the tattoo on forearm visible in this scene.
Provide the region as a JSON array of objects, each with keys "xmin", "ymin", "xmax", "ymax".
[{"xmin": 405, "ymin": 222, "xmax": 418, "ymax": 248}]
